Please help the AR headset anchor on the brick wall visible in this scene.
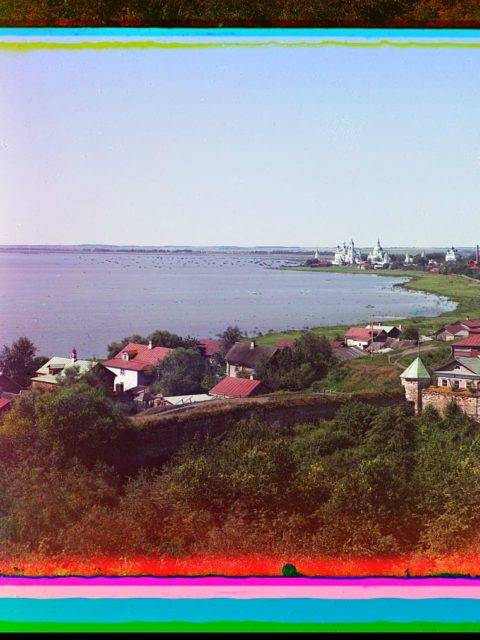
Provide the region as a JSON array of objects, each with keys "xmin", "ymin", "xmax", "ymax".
[{"xmin": 422, "ymin": 388, "xmax": 480, "ymax": 421}]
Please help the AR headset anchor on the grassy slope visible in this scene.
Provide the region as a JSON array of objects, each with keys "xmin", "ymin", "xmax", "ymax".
[
  {"xmin": 257, "ymin": 268, "xmax": 480, "ymax": 345},
  {"xmin": 254, "ymin": 269, "xmax": 477, "ymax": 393}
]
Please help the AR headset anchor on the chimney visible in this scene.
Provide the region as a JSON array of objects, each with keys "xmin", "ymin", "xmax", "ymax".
[
  {"xmin": 70, "ymin": 347, "xmax": 77, "ymax": 363},
  {"xmin": 250, "ymin": 339, "xmax": 256, "ymax": 350},
  {"xmin": 148, "ymin": 339, "xmax": 153, "ymax": 350}
]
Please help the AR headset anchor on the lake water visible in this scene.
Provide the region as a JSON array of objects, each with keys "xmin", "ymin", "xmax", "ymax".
[{"xmin": 0, "ymin": 252, "xmax": 455, "ymax": 358}]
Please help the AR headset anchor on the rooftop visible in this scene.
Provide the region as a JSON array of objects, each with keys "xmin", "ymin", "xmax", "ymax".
[
  {"xmin": 198, "ymin": 339, "xmax": 221, "ymax": 357},
  {"xmin": 209, "ymin": 376, "xmax": 265, "ymax": 398},
  {"xmin": 400, "ymin": 357, "xmax": 431, "ymax": 380},
  {"xmin": 454, "ymin": 334, "xmax": 480, "ymax": 348},
  {"xmin": 103, "ymin": 342, "xmax": 173, "ymax": 371},
  {"xmin": 225, "ymin": 341, "xmax": 277, "ymax": 369}
]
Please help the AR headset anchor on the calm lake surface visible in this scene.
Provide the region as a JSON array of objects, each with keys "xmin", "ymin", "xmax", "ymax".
[{"xmin": 0, "ymin": 252, "xmax": 455, "ymax": 358}]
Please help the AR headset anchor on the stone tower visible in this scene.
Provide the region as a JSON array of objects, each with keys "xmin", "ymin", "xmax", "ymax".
[{"xmin": 400, "ymin": 357, "xmax": 431, "ymax": 414}]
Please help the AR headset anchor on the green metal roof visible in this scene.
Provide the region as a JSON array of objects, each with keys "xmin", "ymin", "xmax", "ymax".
[
  {"xmin": 400, "ymin": 357, "xmax": 431, "ymax": 380},
  {"xmin": 457, "ymin": 357, "xmax": 480, "ymax": 376}
]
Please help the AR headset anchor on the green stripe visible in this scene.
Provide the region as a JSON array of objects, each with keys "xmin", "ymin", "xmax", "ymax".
[
  {"xmin": 1, "ymin": 621, "xmax": 480, "ymax": 633},
  {"xmin": 2, "ymin": 40, "xmax": 480, "ymax": 52}
]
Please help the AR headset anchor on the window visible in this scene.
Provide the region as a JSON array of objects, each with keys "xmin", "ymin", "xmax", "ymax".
[
  {"xmin": 452, "ymin": 380, "xmax": 459, "ymax": 389},
  {"xmin": 120, "ymin": 369, "xmax": 125, "ymax": 375},
  {"xmin": 441, "ymin": 379, "xmax": 448, "ymax": 387}
]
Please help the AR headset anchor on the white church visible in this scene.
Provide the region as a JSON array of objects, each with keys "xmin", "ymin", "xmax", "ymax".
[
  {"xmin": 333, "ymin": 240, "xmax": 362, "ymax": 266},
  {"xmin": 367, "ymin": 239, "xmax": 391, "ymax": 268}
]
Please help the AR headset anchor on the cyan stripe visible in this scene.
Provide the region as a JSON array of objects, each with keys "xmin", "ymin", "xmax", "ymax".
[
  {"xmin": 2, "ymin": 599, "xmax": 480, "ymax": 624},
  {"xmin": 0, "ymin": 28, "xmax": 480, "ymax": 39}
]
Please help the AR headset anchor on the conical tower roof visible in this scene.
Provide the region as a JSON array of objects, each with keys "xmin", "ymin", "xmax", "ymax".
[{"xmin": 400, "ymin": 357, "xmax": 430, "ymax": 380}]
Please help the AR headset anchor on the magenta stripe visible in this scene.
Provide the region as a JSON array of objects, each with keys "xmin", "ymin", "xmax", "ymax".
[{"xmin": 0, "ymin": 577, "xmax": 479, "ymax": 586}]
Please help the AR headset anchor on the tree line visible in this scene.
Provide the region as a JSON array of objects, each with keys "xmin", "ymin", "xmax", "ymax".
[
  {"xmin": 1, "ymin": 380, "xmax": 479, "ymax": 558},
  {"xmin": 1, "ymin": 1, "xmax": 480, "ymax": 27}
]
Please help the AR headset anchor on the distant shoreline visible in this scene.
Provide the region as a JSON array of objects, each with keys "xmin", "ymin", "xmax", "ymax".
[{"xmin": 258, "ymin": 267, "xmax": 480, "ymax": 345}]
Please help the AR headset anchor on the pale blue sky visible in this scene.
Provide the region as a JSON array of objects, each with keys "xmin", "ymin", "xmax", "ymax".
[{"xmin": 1, "ymin": 43, "xmax": 479, "ymax": 247}]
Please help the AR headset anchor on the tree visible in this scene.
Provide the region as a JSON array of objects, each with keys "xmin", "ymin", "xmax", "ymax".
[
  {"xmin": 0, "ymin": 382, "xmax": 131, "ymax": 469},
  {"xmin": 0, "ymin": 336, "xmax": 45, "ymax": 387},
  {"xmin": 106, "ymin": 330, "xmax": 198, "ymax": 358},
  {"xmin": 218, "ymin": 326, "xmax": 243, "ymax": 357},
  {"xmin": 402, "ymin": 327, "xmax": 419, "ymax": 341},
  {"xmin": 153, "ymin": 348, "xmax": 207, "ymax": 396},
  {"xmin": 148, "ymin": 329, "xmax": 198, "ymax": 349},
  {"xmin": 256, "ymin": 331, "xmax": 334, "ymax": 390}
]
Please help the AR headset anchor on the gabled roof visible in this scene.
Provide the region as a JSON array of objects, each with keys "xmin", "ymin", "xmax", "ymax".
[
  {"xmin": 0, "ymin": 373, "xmax": 22, "ymax": 393},
  {"xmin": 433, "ymin": 357, "xmax": 480, "ymax": 377},
  {"xmin": 103, "ymin": 342, "xmax": 173, "ymax": 372},
  {"xmin": 454, "ymin": 357, "xmax": 480, "ymax": 376},
  {"xmin": 400, "ymin": 357, "xmax": 431, "ymax": 380},
  {"xmin": 345, "ymin": 327, "xmax": 372, "ymax": 342},
  {"xmin": 443, "ymin": 322, "xmax": 466, "ymax": 335},
  {"xmin": 276, "ymin": 338, "xmax": 296, "ymax": 348},
  {"xmin": 225, "ymin": 342, "xmax": 277, "ymax": 369},
  {"xmin": 453, "ymin": 334, "xmax": 480, "ymax": 347},
  {"xmin": 0, "ymin": 396, "xmax": 11, "ymax": 411},
  {"xmin": 198, "ymin": 339, "xmax": 221, "ymax": 357},
  {"xmin": 33, "ymin": 357, "xmax": 93, "ymax": 384},
  {"xmin": 209, "ymin": 376, "xmax": 265, "ymax": 398}
]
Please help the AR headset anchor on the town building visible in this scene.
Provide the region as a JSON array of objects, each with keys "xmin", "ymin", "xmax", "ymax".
[
  {"xmin": 198, "ymin": 338, "xmax": 221, "ymax": 360},
  {"xmin": 0, "ymin": 373, "xmax": 23, "ymax": 394},
  {"xmin": 400, "ymin": 357, "xmax": 431, "ymax": 414},
  {"xmin": 467, "ymin": 245, "xmax": 480, "ymax": 271},
  {"xmin": 404, "ymin": 252, "xmax": 414, "ymax": 265},
  {"xmin": 103, "ymin": 341, "xmax": 173, "ymax": 392},
  {"xmin": 365, "ymin": 324, "xmax": 403, "ymax": 339},
  {"xmin": 276, "ymin": 338, "xmax": 296, "ymax": 349},
  {"xmin": 31, "ymin": 349, "xmax": 99, "ymax": 389},
  {"xmin": 344, "ymin": 326, "xmax": 387, "ymax": 350},
  {"xmin": 436, "ymin": 319, "xmax": 480, "ymax": 342},
  {"xmin": 225, "ymin": 340, "xmax": 278, "ymax": 378},
  {"xmin": 451, "ymin": 334, "xmax": 480, "ymax": 359},
  {"xmin": 0, "ymin": 396, "xmax": 12, "ymax": 416},
  {"xmin": 367, "ymin": 239, "xmax": 391, "ymax": 269},
  {"xmin": 401, "ymin": 356, "xmax": 480, "ymax": 421},
  {"xmin": 209, "ymin": 376, "xmax": 268, "ymax": 398},
  {"xmin": 333, "ymin": 240, "xmax": 362, "ymax": 266},
  {"xmin": 445, "ymin": 246, "xmax": 461, "ymax": 262}
]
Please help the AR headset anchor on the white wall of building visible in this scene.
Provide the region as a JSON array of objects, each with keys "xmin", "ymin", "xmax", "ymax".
[{"xmin": 105, "ymin": 366, "xmax": 139, "ymax": 391}]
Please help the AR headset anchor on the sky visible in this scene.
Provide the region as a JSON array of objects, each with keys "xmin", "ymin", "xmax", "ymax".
[{"xmin": 1, "ymin": 40, "xmax": 480, "ymax": 247}]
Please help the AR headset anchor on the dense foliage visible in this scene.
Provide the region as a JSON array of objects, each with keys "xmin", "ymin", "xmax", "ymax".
[
  {"xmin": 2, "ymin": 1, "xmax": 480, "ymax": 27},
  {"xmin": 256, "ymin": 331, "xmax": 334, "ymax": 391},
  {"xmin": 0, "ymin": 337, "xmax": 48, "ymax": 388},
  {"xmin": 152, "ymin": 347, "xmax": 213, "ymax": 395},
  {"xmin": 1, "ymin": 384, "xmax": 480, "ymax": 558}
]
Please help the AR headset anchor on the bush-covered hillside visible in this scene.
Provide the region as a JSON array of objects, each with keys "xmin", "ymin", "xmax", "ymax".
[{"xmin": 1, "ymin": 382, "xmax": 480, "ymax": 558}]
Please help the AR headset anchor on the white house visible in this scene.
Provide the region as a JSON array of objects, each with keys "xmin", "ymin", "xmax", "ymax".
[
  {"xmin": 31, "ymin": 348, "xmax": 95, "ymax": 389},
  {"xmin": 103, "ymin": 341, "xmax": 173, "ymax": 392}
]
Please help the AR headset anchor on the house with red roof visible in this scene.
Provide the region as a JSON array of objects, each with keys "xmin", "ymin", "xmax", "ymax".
[
  {"xmin": 276, "ymin": 338, "xmax": 296, "ymax": 349},
  {"xmin": 198, "ymin": 338, "xmax": 221, "ymax": 360},
  {"xmin": 209, "ymin": 376, "xmax": 268, "ymax": 399},
  {"xmin": 0, "ymin": 395, "xmax": 13, "ymax": 416},
  {"xmin": 452, "ymin": 334, "xmax": 480, "ymax": 359},
  {"xmin": 436, "ymin": 319, "xmax": 480, "ymax": 341},
  {"xmin": 103, "ymin": 341, "xmax": 173, "ymax": 392},
  {"xmin": 344, "ymin": 326, "xmax": 387, "ymax": 350}
]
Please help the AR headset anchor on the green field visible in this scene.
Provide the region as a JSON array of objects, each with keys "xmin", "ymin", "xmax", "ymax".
[{"xmin": 257, "ymin": 268, "xmax": 480, "ymax": 345}]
